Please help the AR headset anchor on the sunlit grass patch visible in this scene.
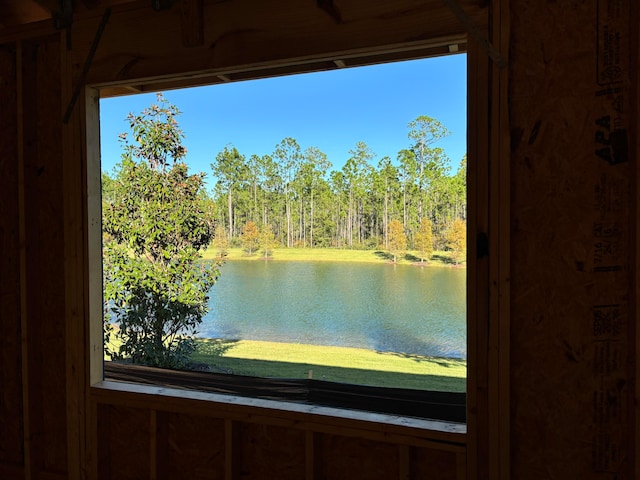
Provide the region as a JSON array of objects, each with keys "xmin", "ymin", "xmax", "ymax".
[{"xmin": 192, "ymin": 338, "xmax": 466, "ymax": 392}]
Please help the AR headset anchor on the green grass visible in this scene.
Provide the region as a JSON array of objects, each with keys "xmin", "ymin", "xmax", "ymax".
[
  {"xmin": 191, "ymin": 338, "xmax": 466, "ymax": 392},
  {"xmin": 201, "ymin": 246, "xmax": 463, "ymax": 267},
  {"xmin": 106, "ymin": 334, "xmax": 466, "ymax": 391}
]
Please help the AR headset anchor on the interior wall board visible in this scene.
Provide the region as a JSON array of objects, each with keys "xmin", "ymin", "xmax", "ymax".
[
  {"xmin": 510, "ymin": 1, "xmax": 634, "ymax": 478},
  {"xmin": 21, "ymin": 36, "xmax": 69, "ymax": 477},
  {"xmin": 236, "ymin": 423, "xmax": 306, "ymax": 479},
  {"xmin": 156, "ymin": 412, "xmax": 225, "ymax": 480},
  {"xmin": 315, "ymin": 434, "xmax": 399, "ymax": 479},
  {"xmin": 0, "ymin": 42, "xmax": 24, "ymax": 470},
  {"xmin": 410, "ymin": 447, "xmax": 458, "ymax": 480},
  {"xmin": 97, "ymin": 404, "xmax": 151, "ymax": 480}
]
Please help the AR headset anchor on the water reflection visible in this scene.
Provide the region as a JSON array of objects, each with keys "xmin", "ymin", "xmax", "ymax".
[{"xmin": 202, "ymin": 261, "xmax": 466, "ymax": 359}]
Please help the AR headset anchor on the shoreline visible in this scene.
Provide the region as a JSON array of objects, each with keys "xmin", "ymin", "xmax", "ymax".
[{"xmin": 201, "ymin": 246, "xmax": 466, "ymax": 268}]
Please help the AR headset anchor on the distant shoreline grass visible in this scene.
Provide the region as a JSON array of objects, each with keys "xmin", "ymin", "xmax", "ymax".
[
  {"xmin": 201, "ymin": 246, "xmax": 465, "ymax": 267},
  {"xmin": 192, "ymin": 338, "xmax": 466, "ymax": 392}
]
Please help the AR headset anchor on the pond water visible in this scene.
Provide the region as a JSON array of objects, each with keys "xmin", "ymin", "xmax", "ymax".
[{"xmin": 201, "ymin": 261, "xmax": 466, "ymax": 359}]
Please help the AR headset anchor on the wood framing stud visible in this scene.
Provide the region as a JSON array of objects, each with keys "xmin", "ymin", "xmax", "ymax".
[{"xmin": 441, "ymin": 0, "xmax": 506, "ymax": 68}]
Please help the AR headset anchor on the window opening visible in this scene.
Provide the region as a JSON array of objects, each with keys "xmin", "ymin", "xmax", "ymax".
[{"xmin": 98, "ymin": 53, "xmax": 467, "ymax": 421}]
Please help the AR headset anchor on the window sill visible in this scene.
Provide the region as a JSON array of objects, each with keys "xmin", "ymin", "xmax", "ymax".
[{"xmin": 91, "ymin": 378, "xmax": 466, "ymax": 445}]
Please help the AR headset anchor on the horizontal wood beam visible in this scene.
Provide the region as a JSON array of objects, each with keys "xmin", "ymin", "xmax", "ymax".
[
  {"xmin": 91, "ymin": 382, "xmax": 466, "ymax": 449},
  {"xmin": 98, "ymin": 40, "xmax": 467, "ymax": 97},
  {"xmin": 68, "ymin": 0, "xmax": 483, "ymax": 88}
]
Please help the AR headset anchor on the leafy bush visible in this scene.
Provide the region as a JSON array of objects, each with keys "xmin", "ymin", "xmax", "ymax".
[{"xmin": 103, "ymin": 94, "xmax": 222, "ymax": 369}]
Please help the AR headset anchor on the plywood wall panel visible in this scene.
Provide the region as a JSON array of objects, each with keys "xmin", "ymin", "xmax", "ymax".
[
  {"xmin": 21, "ymin": 37, "xmax": 69, "ymax": 477},
  {"xmin": 236, "ymin": 422, "xmax": 306, "ymax": 480},
  {"xmin": 510, "ymin": 1, "xmax": 635, "ymax": 478},
  {"xmin": 316, "ymin": 433, "xmax": 399, "ymax": 479},
  {"xmin": 410, "ymin": 447, "xmax": 458, "ymax": 480},
  {"xmin": 156, "ymin": 412, "xmax": 225, "ymax": 480},
  {"xmin": 0, "ymin": 43, "xmax": 24, "ymax": 470},
  {"xmin": 97, "ymin": 404, "xmax": 151, "ymax": 480}
]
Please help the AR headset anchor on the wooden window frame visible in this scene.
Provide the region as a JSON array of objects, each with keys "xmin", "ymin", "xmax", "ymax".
[
  {"xmin": 89, "ymin": 44, "xmax": 474, "ymax": 417},
  {"xmin": 82, "ymin": 8, "xmax": 510, "ymax": 478}
]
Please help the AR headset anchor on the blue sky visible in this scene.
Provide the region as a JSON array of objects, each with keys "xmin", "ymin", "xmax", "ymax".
[{"xmin": 100, "ymin": 53, "xmax": 466, "ymax": 189}]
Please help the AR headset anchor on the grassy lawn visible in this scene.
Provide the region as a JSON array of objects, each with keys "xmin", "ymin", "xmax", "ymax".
[
  {"xmin": 201, "ymin": 246, "xmax": 463, "ymax": 267},
  {"xmin": 191, "ymin": 338, "xmax": 466, "ymax": 392}
]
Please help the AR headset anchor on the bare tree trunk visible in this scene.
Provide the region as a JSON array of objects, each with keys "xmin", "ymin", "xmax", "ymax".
[
  {"xmin": 310, "ymin": 191, "xmax": 314, "ymax": 248},
  {"xmin": 227, "ymin": 188, "xmax": 233, "ymax": 239}
]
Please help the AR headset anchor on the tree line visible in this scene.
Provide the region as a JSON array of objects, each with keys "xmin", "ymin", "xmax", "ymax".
[
  {"xmin": 208, "ymin": 116, "xmax": 466, "ymax": 255},
  {"xmin": 104, "ymin": 116, "xmax": 467, "ymax": 260}
]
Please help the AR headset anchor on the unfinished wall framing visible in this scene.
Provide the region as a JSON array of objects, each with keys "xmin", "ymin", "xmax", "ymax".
[
  {"xmin": 0, "ymin": 0, "xmax": 638, "ymax": 479},
  {"xmin": 79, "ymin": 0, "xmax": 497, "ymax": 478}
]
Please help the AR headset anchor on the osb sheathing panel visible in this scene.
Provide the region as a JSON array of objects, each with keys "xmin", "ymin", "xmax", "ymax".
[
  {"xmin": 21, "ymin": 37, "xmax": 69, "ymax": 476},
  {"xmin": 510, "ymin": 1, "xmax": 634, "ymax": 478},
  {"xmin": 156, "ymin": 412, "xmax": 225, "ymax": 480},
  {"xmin": 237, "ymin": 423, "xmax": 306, "ymax": 479},
  {"xmin": 0, "ymin": 44, "xmax": 24, "ymax": 469},
  {"xmin": 98, "ymin": 405, "xmax": 151, "ymax": 480},
  {"xmin": 316, "ymin": 433, "xmax": 399, "ymax": 479}
]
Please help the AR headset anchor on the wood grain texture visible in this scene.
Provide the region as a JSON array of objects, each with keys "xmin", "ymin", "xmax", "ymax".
[
  {"xmin": 68, "ymin": 0, "xmax": 483, "ymax": 88},
  {"xmin": 156, "ymin": 412, "xmax": 225, "ymax": 480},
  {"xmin": 22, "ymin": 36, "xmax": 69, "ymax": 478},
  {"xmin": 510, "ymin": 1, "xmax": 635, "ymax": 478},
  {"xmin": 410, "ymin": 446, "xmax": 457, "ymax": 480},
  {"xmin": 237, "ymin": 423, "xmax": 306, "ymax": 480},
  {"xmin": 0, "ymin": 42, "xmax": 25, "ymax": 471},
  {"xmin": 0, "ymin": 2, "xmax": 507, "ymax": 480},
  {"xmin": 464, "ymin": 34, "xmax": 490, "ymax": 480},
  {"xmin": 633, "ymin": 3, "xmax": 640, "ymax": 478},
  {"xmin": 316, "ymin": 433, "xmax": 399, "ymax": 479},
  {"xmin": 97, "ymin": 404, "xmax": 151, "ymax": 480}
]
